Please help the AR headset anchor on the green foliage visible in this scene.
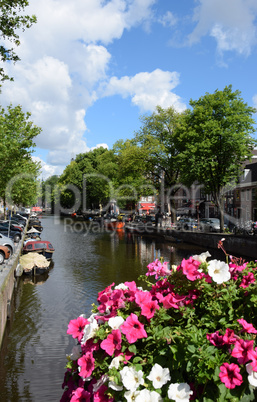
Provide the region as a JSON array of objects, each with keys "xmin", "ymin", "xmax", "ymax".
[
  {"xmin": 113, "ymin": 139, "xmax": 155, "ymax": 209},
  {"xmin": 0, "ymin": 104, "xmax": 41, "ymax": 208},
  {"xmin": 63, "ymin": 249, "xmax": 257, "ymax": 401},
  {"xmin": 134, "ymin": 106, "xmax": 182, "ymax": 188},
  {"xmin": 0, "ymin": 0, "xmax": 37, "ymax": 84},
  {"xmin": 174, "ymin": 85, "xmax": 256, "ymax": 227},
  {"xmin": 58, "ymin": 147, "xmax": 116, "ymax": 210}
]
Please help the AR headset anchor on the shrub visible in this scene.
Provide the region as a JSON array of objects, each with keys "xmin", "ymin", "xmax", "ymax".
[{"xmin": 61, "ymin": 240, "xmax": 257, "ymax": 401}]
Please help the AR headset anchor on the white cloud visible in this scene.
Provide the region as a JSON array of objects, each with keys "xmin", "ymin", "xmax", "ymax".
[
  {"xmin": 188, "ymin": 0, "xmax": 257, "ymax": 56},
  {"xmin": 91, "ymin": 143, "xmax": 109, "ymax": 150},
  {"xmin": 158, "ymin": 11, "xmax": 177, "ymax": 27},
  {"xmin": 0, "ymin": 0, "xmax": 161, "ymax": 170},
  {"xmin": 32, "ymin": 156, "xmax": 64, "ymax": 180},
  {"xmin": 102, "ymin": 69, "xmax": 186, "ymax": 112},
  {"xmin": 253, "ymin": 95, "xmax": 257, "ymax": 111}
]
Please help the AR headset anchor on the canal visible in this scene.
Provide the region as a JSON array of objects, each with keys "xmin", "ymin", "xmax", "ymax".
[{"xmin": 0, "ymin": 215, "xmax": 226, "ymax": 401}]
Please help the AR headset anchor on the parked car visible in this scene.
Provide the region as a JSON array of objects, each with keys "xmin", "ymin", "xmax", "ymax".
[
  {"xmin": 0, "ymin": 220, "xmax": 24, "ymax": 232},
  {"xmin": 0, "ymin": 233, "xmax": 15, "ymax": 255},
  {"xmin": 0, "ymin": 221, "xmax": 23, "ymax": 233},
  {"xmin": 176, "ymin": 217, "xmax": 199, "ymax": 231},
  {"xmin": 0, "ymin": 245, "xmax": 11, "ymax": 264},
  {"xmin": 12, "ymin": 213, "xmax": 27, "ymax": 224},
  {"xmin": 0, "ymin": 225, "xmax": 22, "ymax": 242},
  {"xmin": 200, "ymin": 218, "xmax": 225, "ymax": 232}
]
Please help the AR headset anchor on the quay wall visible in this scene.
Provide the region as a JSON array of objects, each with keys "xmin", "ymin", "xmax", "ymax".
[
  {"xmin": 0, "ymin": 233, "xmax": 25, "ymax": 348},
  {"xmin": 165, "ymin": 230, "xmax": 257, "ymax": 260}
]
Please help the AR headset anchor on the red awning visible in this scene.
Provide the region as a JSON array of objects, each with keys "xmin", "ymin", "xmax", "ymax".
[{"xmin": 138, "ymin": 203, "xmax": 156, "ymax": 211}]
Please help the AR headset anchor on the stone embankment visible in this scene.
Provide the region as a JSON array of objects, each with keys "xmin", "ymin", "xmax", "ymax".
[
  {"xmin": 167, "ymin": 230, "xmax": 256, "ymax": 260},
  {"xmin": 138, "ymin": 224, "xmax": 257, "ymax": 260},
  {"xmin": 0, "ymin": 230, "xmax": 25, "ymax": 347}
]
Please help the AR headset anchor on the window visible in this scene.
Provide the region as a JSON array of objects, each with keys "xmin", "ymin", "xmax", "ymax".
[
  {"xmin": 246, "ymin": 189, "xmax": 250, "ymax": 201},
  {"xmin": 252, "ymin": 188, "xmax": 256, "ymax": 201}
]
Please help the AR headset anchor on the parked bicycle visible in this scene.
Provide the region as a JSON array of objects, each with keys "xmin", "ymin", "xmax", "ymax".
[{"xmin": 233, "ymin": 220, "xmax": 255, "ymax": 236}]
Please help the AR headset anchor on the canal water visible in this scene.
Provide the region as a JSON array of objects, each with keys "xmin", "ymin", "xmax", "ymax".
[{"xmin": 0, "ymin": 215, "xmax": 225, "ymax": 401}]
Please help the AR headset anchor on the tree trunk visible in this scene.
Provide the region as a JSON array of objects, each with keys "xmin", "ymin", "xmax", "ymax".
[{"xmin": 218, "ymin": 194, "xmax": 225, "ymax": 232}]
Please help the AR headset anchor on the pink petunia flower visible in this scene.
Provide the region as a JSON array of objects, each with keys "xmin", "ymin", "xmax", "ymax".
[
  {"xmin": 67, "ymin": 316, "xmax": 89, "ymax": 342},
  {"xmin": 93, "ymin": 384, "xmax": 114, "ymax": 401},
  {"xmin": 237, "ymin": 318, "xmax": 257, "ymax": 334},
  {"xmin": 239, "ymin": 273, "xmax": 255, "ymax": 288},
  {"xmin": 140, "ymin": 298, "xmax": 159, "ymax": 319},
  {"xmin": 146, "ymin": 259, "xmax": 171, "ymax": 279},
  {"xmin": 231, "ymin": 339, "xmax": 255, "ymax": 364},
  {"xmin": 223, "ymin": 328, "xmax": 237, "ymax": 345},
  {"xmin": 78, "ymin": 352, "xmax": 95, "ymax": 379},
  {"xmin": 159, "ymin": 292, "xmax": 186, "ymax": 309},
  {"xmin": 181, "ymin": 257, "xmax": 202, "ymax": 281},
  {"xmin": 135, "ymin": 290, "xmax": 152, "ymax": 307},
  {"xmin": 206, "ymin": 331, "xmax": 224, "ymax": 348},
  {"xmin": 219, "ymin": 363, "xmax": 243, "ymax": 389},
  {"xmin": 120, "ymin": 313, "xmax": 147, "ymax": 343},
  {"xmin": 70, "ymin": 387, "xmax": 91, "ymax": 402},
  {"xmin": 100, "ymin": 329, "xmax": 122, "ymax": 356}
]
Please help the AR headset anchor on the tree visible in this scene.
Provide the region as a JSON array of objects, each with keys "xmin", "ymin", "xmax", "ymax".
[
  {"xmin": 113, "ymin": 139, "xmax": 155, "ymax": 211},
  {"xmin": 5, "ymin": 158, "xmax": 40, "ymax": 207},
  {"xmin": 58, "ymin": 148, "xmax": 116, "ymax": 212},
  {"xmin": 174, "ymin": 85, "xmax": 257, "ymax": 231},
  {"xmin": 0, "ymin": 104, "xmax": 41, "ymax": 212},
  {"xmin": 133, "ymin": 106, "xmax": 182, "ymax": 220},
  {"xmin": 0, "ymin": 0, "xmax": 37, "ymax": 84},
  {"xmin": 41, "ymin": 175, "xmax": 59, "ymax": 213}
]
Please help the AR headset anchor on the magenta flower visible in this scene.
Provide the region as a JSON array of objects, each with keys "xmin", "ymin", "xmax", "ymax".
[
  {"xmin": 120, "ymin": 313, "xmax": 147, "ymax": 343},
  {"xmin": 141, "ymin": 298, "xmax": 159, "ymax": 319},
  {"xmin": 135, "ymin": 290, "xmax": 152, "ymax": 307},
  {"xmin": 231, "ymin": 339, "xmax": 254, "ymax": 364},
  {"xmin": 219, "ymin": 363, "xmax": 243, "ymax": 389},
  {"xmin": 146, "ymin": 259, "xmax": 171, "ymax": 279},
  {"xmin": 240, "ymin": 273, "xmax": 255, "ymax": 288},
  {"xmin": 223, "ymin": 328, "xmax": 237, "ymax": 345},
  {"xmin": 78, "ymin": 352, "xmax": 95, "ymax": 379},
  {"xmin": 100, "ymin": 329, "xmax": 122, "ymax": 356},
  {"xmin": 181, "ymin": 257, "xmax": 202, "ymax": 281},
  {"xmin": 94, "ymin": 384, "xmax": 114, "ymax": 401},
  {"xmin": 207, "ymin": 331, "xmax": 224, "ymax": 348},
  {"xmin": 67, "ymin": 316, "xmax": 89, "ymax": 342},
  {"xmin": 237, "ymin": 318, "xmax": 257, "ymax": 334},
  {"xmin": 160, "ymin": 292, "xmax": 186, "ymax": 309},
  {"xmin": 70, "ymin": 387, "xmax": 91, "ymax": 402}
]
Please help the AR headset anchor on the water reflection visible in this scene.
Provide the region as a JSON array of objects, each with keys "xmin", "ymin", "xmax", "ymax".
[{"xmin": 0, "ymin": 215, "xmax": 227, "ymax": 401}]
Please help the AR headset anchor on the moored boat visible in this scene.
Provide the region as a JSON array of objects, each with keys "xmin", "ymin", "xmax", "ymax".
[
  {"xmin": 23, "ymin": 240, "xmax": 55, "ymax": 260},
  {"xmin": 19, "ymin": 252, "xmax": 50, "ymax": 275},
  {"xmin": 104, "ymin": 219, "xmax": 125, "ymax": 230}
]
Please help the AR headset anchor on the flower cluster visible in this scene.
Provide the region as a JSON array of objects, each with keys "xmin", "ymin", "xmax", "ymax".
[{"xmin": 62, "ymin": 245, "xmax": 257, "ymax": 401}]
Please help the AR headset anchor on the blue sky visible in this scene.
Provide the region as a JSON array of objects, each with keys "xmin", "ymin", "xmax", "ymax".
[{"xmin": 1, "ymin": 0, "xmax": 257, "ymax": 179}]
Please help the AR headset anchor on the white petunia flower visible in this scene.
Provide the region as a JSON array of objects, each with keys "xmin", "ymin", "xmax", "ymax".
[
  {"xmin": 207, "ymin": 259, "xmax": 231, "ymax": 284},
  {"xmin": 192, "ymin": 251, "xmax": 211, "ymax": 263},
  {"xmin": 246, "ymin": 363, "xmax": 257, "ymax": 387},
  {"xmin": 81, "ymin": 317, "xmax": 98, "ymax": 344},
  {"xmin": 108, "ymin": 381, "xmax": 123, "ymax": 391},
  {"xmin": 108, "ymin": 315, "xmax": 124, "ymax": 329},
  {"xmin": 115, "ymin": 283, "xmax": 129, "ymax": 290},
  {"xmin": 93, "ymin": 374, "xmax": 108, "ymax": 392},
  {"xmin": 124, "ymin": 390, "xmax": 141, "ymax": 401},
  {"xmin": 109, "ymin": 355, "xmax": 124, "ymax": 369},
  {"xmin": 136, "ymin": 388, "xmax": 163, "ymax": 401},
  {"xmin": 168, "ymin": 382, "xmax": 193, "ymax": 402},
  {"xmin": 69, "ymin": 345, "xmax": 82, "ymax": 360},
  {"xmin": 147, "ymin": 363, "xmax": 171, "ymax": 389},
  {"xmin": 120, "ymin": 366, "xmax": 144, "ymax": 391}
]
